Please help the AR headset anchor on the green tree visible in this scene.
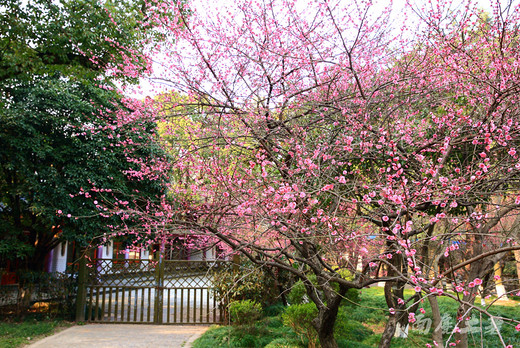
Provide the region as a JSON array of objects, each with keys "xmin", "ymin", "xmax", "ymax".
[
  {"xmin": 0, "ymin": 0, "xmax": 176, "ymax": 275},
  {"xmin": 0, "ymin": 75, "xmax": 169, "ymax": 271},
  {"xmin": 0, "ymin": 0, "xmax": 175, "ymax": 83}
]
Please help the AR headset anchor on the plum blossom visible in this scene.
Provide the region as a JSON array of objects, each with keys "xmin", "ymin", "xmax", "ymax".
[{"xmin": 408, "ymin": 313, "xmax": 416, "ymax": 323}]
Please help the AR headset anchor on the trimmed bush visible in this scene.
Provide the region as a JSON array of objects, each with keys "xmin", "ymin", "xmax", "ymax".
[{"xmin": 229, "ymin": 300, "xmax": 262, "ymax": 326}]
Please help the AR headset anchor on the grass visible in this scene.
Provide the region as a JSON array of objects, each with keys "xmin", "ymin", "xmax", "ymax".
[
  {"xmin": 0, "ymin": 319, "xmax": 72, "ymax": 348},
  {"xmin": 192, "ymin": 287, "xmax": 520, "ymax": 348},
  {"xmin": 192, "ymin": 317, "xmax": 303, "ymax": 348},
  {"xmin": 353, "ymin": 287, "xmax": 520, "ymax": 348}
]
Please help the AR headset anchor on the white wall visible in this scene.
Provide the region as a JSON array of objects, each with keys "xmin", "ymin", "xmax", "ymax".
[{"xmin": 50, "ymin": 242, "xmax": 68, "ymax": 273}]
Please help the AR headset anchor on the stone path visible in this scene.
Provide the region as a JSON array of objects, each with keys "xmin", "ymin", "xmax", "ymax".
[{"xmin": 27, "ymin": 324, "xmax": 209, "ymax": 348}]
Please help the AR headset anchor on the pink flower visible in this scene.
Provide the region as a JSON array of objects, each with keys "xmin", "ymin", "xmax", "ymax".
[
  {"xmin": 420, "ymin": 308, "xmax": 425, "ymax": 314},
  {"xmin": 408, "ymin": 313, "xmax": 416, "ymax": 323},
  {"xmin": 455, "ymin": 286, "xmax": 464, "ymax": 292},
  {"xmin": 415, "ymin": 286, "xmax": 422, "ymax": 292},
  {"xmin": 389, "ymin": 308, "xmax": 395, "ymax": 315},
  {"xmin": 515, "ymin": 323, "xmax": 520, "ymax": 332},
  {"xmin": 473, "ymin": 278, "xmax": 482, "ymax": 286},
  {"xmin": 57, "ymin": 210, "xmax": 62, "ymax": 214},
  {"xmin": 468, "ymin": 282, "xmax": 475, "ymax": 288},
  {"xmin": 321, "ymin": 184, "xmax": 334, "ymax": 191}
]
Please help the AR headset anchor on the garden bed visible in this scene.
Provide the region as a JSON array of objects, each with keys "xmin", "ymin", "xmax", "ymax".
[{"xmin": 192, "ymin": 287, "xmax": 520, "ymax": 348}]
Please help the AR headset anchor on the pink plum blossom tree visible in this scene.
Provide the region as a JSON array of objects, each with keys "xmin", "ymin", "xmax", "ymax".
[{"xmin": 132, "ymin": 0, "xmax": 520, "ymax": 347}]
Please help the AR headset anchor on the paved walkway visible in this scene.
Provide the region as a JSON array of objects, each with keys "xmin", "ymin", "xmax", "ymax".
[{"xmin": 27, "ymin": 324, "xmax": 209, "ymax": 348}]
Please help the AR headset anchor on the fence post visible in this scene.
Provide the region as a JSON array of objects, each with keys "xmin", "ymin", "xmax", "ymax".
[
  {"xmin": 154, "ymin": 249, "xmax": 165, "ymax": 324},
  {"xmin": 75, "ymin": 252, "xmax": 87, "ymax": 322}
]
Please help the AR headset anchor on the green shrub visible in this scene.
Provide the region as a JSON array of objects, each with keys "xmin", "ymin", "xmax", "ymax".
[
  {"xmin": 264, "ymin": 337, "xmax": 304, "ymax": 348},
  {"xmin": 228, "ymin": 327, "xmax": 267, "ymax": 347},
  {"xmin": 342, "ymin": 288, "xmax": 360, "ymax": 307},
  {"xmin": 191, "ymin": 326, "xmax": 232, "ymax": 348},
  {"xmin": 287, "ymin": 273, "xmax": 359, "ymax": 308},
  {"xmin": 212, "ymin": 261, "xmax": 278, "ymax": 309},
  {"xmin": 287, "ymin": 280, "xmax": 307, "ymax": 305},
  {"xmin": 264, "ymin": 302, "xmax": 286, "ymax": 317},
  {"xmin": 229, "ymin": 300, "xmax": 262, "ymax": 326},
  {"xmin": 263, "ymin": 316, "xmax": 284, "ymax": 328},
  {"xmin": 192, "ymin": 321, "xmax": 299, "ymax": 348},
  {"xmin": 502, "ymin": 261, "xmax": 516, "ymax": 277},
  {"xmin": 282, "ymin": 303, "xmax": 318, "ymax": 348}
]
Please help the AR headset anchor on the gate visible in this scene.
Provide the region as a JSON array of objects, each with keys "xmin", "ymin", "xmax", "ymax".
[{"xmin": 76, "ymin": 257, "xmax": 228, "ymax": 324}]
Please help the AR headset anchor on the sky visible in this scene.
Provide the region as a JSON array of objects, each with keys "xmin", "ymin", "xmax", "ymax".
[{"xmin": 130, "ymin": 0, "xmax": 507, "ymax": 99}]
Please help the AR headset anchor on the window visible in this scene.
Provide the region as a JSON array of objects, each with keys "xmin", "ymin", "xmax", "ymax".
[{"xmin": 128, "ymin": 249, "xmax": 141, "ymax": 260}]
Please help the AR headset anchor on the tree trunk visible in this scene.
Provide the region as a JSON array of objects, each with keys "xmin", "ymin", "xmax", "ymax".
[
  {"xmin": 313, "ymin": 299, "xmax": 342, "ymax": 348},
  {"xmin": 428, "ymin": 295, "xmax": 444, "ymax": 347},
  {"xmin": 16, "ymin": 242, "xmax": 56, "ymax": 315},
  {"xmin": 453, "ymin": 283, "xmax": 480, "ymax": 348},
  {"xmin": 514, "ymin": 250, "xmax": 520, "ymax": 288},
  {"xmin": 310, "ymin": 280, "xmax": 346, "ymax": 348},
  {"xmin": 452, "ymin": 223, "xmax": 484, "ymax": 348},
  {"xmin": 379, "ymin": 313, "xmax": 398, "ymax": 348},
  {"xmin": 17, "ymin": 284, "xmax": 34, "ymax": 316},
  {"xmin": 317, "ymin": 322, "xmax": 337, "ymax": 348},
  {"xmin": 453, "ymin": 302, "xmax": 471, "ymax": 348},
  {"xmin": 380, "ymin": 282, "xmax": 399, "ymax": 348}
]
